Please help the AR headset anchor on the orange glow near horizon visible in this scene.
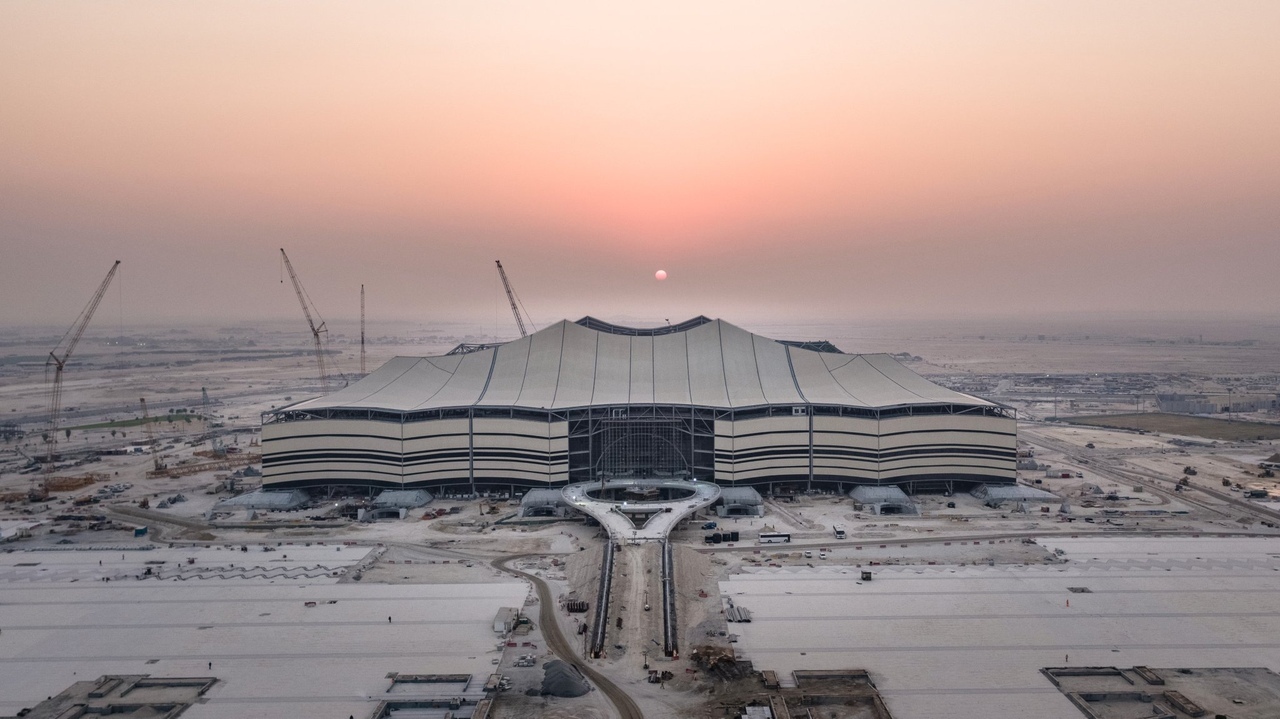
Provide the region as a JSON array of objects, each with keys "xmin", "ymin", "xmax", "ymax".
[{"xmin": 2, "ymin": 2, "xmax": 1279, "ymax": 325}]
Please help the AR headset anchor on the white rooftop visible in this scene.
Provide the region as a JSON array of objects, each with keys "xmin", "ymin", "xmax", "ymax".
[
  {"xmin": 722, "ymin": 536, "xmax": 1280, "ymax": 719},
  {"xmin": 0, "ymin": 545, "xmax": 527, "ymax": 719},
  {"xmin": 285, "ymin": 317, "xmax": 994, "ymax": 413}
]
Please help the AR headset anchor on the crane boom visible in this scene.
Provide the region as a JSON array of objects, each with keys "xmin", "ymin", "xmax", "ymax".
[
  {"xmin": 44, "ymin": 260, "xmax": 121, "ymax": 477},
  {"xmin": 495, "ymin": 260, "xmax": 534, "ymax": 338},
  {"xmin": 279, "ymin": 249, "xmax": 329, "ymax": 394}
]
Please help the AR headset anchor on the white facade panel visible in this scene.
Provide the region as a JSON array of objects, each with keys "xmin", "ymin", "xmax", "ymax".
[
  {"xmin": 628, "ymin": 336, "xmax": 655, "ymax": 404},
  {"xmin": 823, "ymin": 355, "xmax": 925, "ymax": 408},
  {"xmin": 752, "ymin": 334, "xmax": 804, "ymax": 405},
  {"xmin": 652, "ymin": 332, "xmax": 692, "ymax": 405},
  {"xmin": 515, "ymin": 321, "xmax": 565, "ymax": 409},
  {"xmin": 686, "ymin": 320, "xmax": 730, "ymax": 407},
  {"xmin": 478, "ymin": 337, "xmax": 531, "ymax": 407},
  {"xmin": 289, "ymin": 356, "xmax": 422, "ymax": 412},
  {"xmin": 864, "ymin": 353, "xmax": 993, "ymax": 406},
  {"xmin": 551, "ymin": 321, "xmax": 598, "ymax": 409},
  {"xmin": 425, "ymin": 350, "xmax": 493, "ymax": 408},
  {"xmin": 590, "ymin": 331, "xmax": 633, "ymax": 405},
  {"xmin": 366, "ymin": 357, "xmax": 461, "ymax": 410},
  {"xmin": 719, "ymin": 322, "xmax": 767, "ymax": 407},
  {"xmin": 788, "ymin": 346, "xmax": 860, "ymax": 405}
]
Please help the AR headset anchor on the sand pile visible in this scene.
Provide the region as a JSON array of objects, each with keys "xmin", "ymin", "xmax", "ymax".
[{"xmin": 540, "ymin": 659, "xmax": 590, "ymax": 697}]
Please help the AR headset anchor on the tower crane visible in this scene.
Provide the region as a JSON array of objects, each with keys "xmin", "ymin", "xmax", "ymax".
[
  {"xmin": 201, "ymin": 387, "xmax": 224, "ymax": 456},
  {"xmin": 39, "ymin": 260, "xmax": 120, "ymax": 497},
  {"xmin": 139, "ymin": 397, "xmax": 165, "ymax": 473},
  {"xmin": 360, "ymin": 284, "xmax": 366, "ymax": 375},
  {"xmin": 279, "ymin": 249, "xmax": 330, "ymax": 394},
  {"xmin": 495, "ymin": 260, "xmax": 535, "ymax": 338}
]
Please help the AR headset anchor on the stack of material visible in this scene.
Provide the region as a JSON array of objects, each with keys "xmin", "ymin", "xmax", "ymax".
[
  {"xmin": 540, "ymin": 660, "xmax": 590, "ymax": 697},
  {"xmin": 726, "ymin": 606, "xmax": 753, "ymax": 623}
]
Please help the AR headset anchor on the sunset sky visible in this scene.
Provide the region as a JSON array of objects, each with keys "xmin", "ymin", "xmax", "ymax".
[{"xmin": 2, "ymin": 2, "xmax": 1278, "ymax": 330}]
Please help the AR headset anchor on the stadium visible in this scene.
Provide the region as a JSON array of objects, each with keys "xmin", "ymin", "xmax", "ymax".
[{"xmin": 262, "ymin": 316, "xmax": 1016, "ymax": 494}]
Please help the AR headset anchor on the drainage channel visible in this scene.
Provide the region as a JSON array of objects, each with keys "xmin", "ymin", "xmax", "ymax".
[
  {"xmin": 661, "ymin": 540, "xmax": 678, "ymax": 657},
  {"xmin": 588, "ymin": 538, "xmax": 616, "ymax": 658}
]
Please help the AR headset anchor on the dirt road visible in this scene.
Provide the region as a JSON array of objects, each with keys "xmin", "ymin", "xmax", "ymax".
[{"xmin": 494, "ymin": 555, "xmax": 644, "ymax": 719}]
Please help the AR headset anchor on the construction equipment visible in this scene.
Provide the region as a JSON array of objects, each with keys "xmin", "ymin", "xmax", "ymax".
[
  {"xmin": 280, "ymin": 249, "xmax": 330, "ymax": 393},
  {"xmin": 200, "ymin": 387, "xmax": 225, "ymax": 456},
  {"xmin": 147, "ymin": 452, "xmax": 259, "ymax": 479},
  {"xmin": 139, "ymin": 398, "xmax": 165, "ymax": 473},
  {"xmin": 38, "ymin": 260, "xmax": 120, "ymax": 500},
  {"xmin": 359, "ymin": 284, "xmax": 366, "ymax": 374},
  {"xmin": 495, "ymin": 260, "xmax": 535, "ymax": 338}
]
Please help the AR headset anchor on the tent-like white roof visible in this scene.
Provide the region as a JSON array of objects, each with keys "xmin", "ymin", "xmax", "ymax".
[{"xmin": 289, "ymin": 317, "xmax": 995, "ymax": 413}]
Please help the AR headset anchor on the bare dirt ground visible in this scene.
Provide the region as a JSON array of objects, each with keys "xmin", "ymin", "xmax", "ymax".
[{"xmin": 1067, "ymin": 412, "xmax": 1280, "ymax": 441}]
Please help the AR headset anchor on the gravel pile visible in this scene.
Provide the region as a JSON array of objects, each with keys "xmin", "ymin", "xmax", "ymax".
[{"xmin": 540, "ymin": 659, "xmax": 590, "ymax": 697}]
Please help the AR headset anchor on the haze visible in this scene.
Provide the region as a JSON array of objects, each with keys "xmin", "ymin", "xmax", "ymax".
[{"xmin": 2, "ymin": 1, "xmax": 1278, "ymax": 329}]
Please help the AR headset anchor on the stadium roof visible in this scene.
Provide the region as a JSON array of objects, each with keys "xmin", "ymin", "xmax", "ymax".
[{"xmin": 289, "ymin": 317, "xmax": 996, "ymax": 413}]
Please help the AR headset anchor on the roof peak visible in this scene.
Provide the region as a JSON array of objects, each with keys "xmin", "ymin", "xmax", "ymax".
[{"xmin": 574, "ymin": 315, "xmax": 714, "ymax": 336}]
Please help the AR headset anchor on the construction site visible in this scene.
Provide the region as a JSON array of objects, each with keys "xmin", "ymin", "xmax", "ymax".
[{"xmin": 4, "ymin": 259, "xmax": 1280, "ymax": 719}]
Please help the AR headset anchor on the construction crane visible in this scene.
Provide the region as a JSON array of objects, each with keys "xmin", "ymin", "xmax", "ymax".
[
  {"xmin": 360, "ymin": 284, "xmax": 366, "ymax": 374},
  {"xmin": 495, "ymin": 260, "xmax": 535, "ymax": 338},
  {"xmin": 201, "ymin": 387, "xmax": 224, "ymax": 456},
  {"xmin": 139, "ymin": 397, "xmax": 165, "ymax": 473},
  {"xmin": 39, "ymin": 260, "xmax": 120, "ymax": 497},
  {"xmin": 280, "ymin": 249, "xmax": 330, "ymax": 394}
]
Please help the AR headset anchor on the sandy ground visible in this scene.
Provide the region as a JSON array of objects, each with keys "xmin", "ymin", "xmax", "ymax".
[{"xmin": 4, "ymin": 320, "xmax": 1280, "ymax": 717}]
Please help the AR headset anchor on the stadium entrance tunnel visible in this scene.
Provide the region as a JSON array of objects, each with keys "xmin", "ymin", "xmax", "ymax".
[{"xmin": 567, "ymin": 406, "xmax": 716, "ymax": 483}]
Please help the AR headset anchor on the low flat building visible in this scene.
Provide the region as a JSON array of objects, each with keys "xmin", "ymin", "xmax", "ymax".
[{"xmin": 10, "ymin": 674, "xmax": 217, "ymax": 719}]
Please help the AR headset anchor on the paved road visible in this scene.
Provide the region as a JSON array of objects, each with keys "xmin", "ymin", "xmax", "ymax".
[
  {"xmin": 493, "ymin": 555, "xmax": 643, "ymax": 719},
  {"xmin": 694, "ymin": 527, "xmax": 1275, "ymax": 553}
]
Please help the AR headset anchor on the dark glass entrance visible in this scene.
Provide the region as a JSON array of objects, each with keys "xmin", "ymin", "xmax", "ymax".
[{"xmin": 566, "ymin": 406, "xmax": 715, "ymax": 482}]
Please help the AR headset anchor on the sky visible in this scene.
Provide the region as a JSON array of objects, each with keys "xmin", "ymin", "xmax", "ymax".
[{"xmin": 2, "ymin": 1, "xmax": 1279, "ymax": 331}]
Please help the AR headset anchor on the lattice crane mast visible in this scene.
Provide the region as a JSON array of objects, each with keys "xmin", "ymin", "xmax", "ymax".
[
  {"xmin": 495, "ymin": 260, "xmax": 535, "ymax": 338},
  {"xmin": 43, "ymin": 260, "xmax": 121, "ymax": 484},
  {"xmin": 360, "ymin": 284, "xmax": 366, "ymax": 374},
  {"xmin": 279, "ymin": 249, "xmax": 330, "ymax": 394},
  {"xmin": 139, "ymin": 397, "xmax": 165, "ymax": 473}
]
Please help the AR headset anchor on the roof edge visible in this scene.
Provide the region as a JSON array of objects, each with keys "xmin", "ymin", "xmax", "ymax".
[{"xmin": 575, "ymin": 315, "xmax": 713, "ymax": 336}]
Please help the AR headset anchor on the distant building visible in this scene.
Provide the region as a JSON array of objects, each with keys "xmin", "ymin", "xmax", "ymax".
[
  {"xmin": 1157, "ymin": 393, "xmax": 1278, "ymax": 414},
  {"xmin": 493, "ymin": 607, "xmax": 520, "ymax": 634}
]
